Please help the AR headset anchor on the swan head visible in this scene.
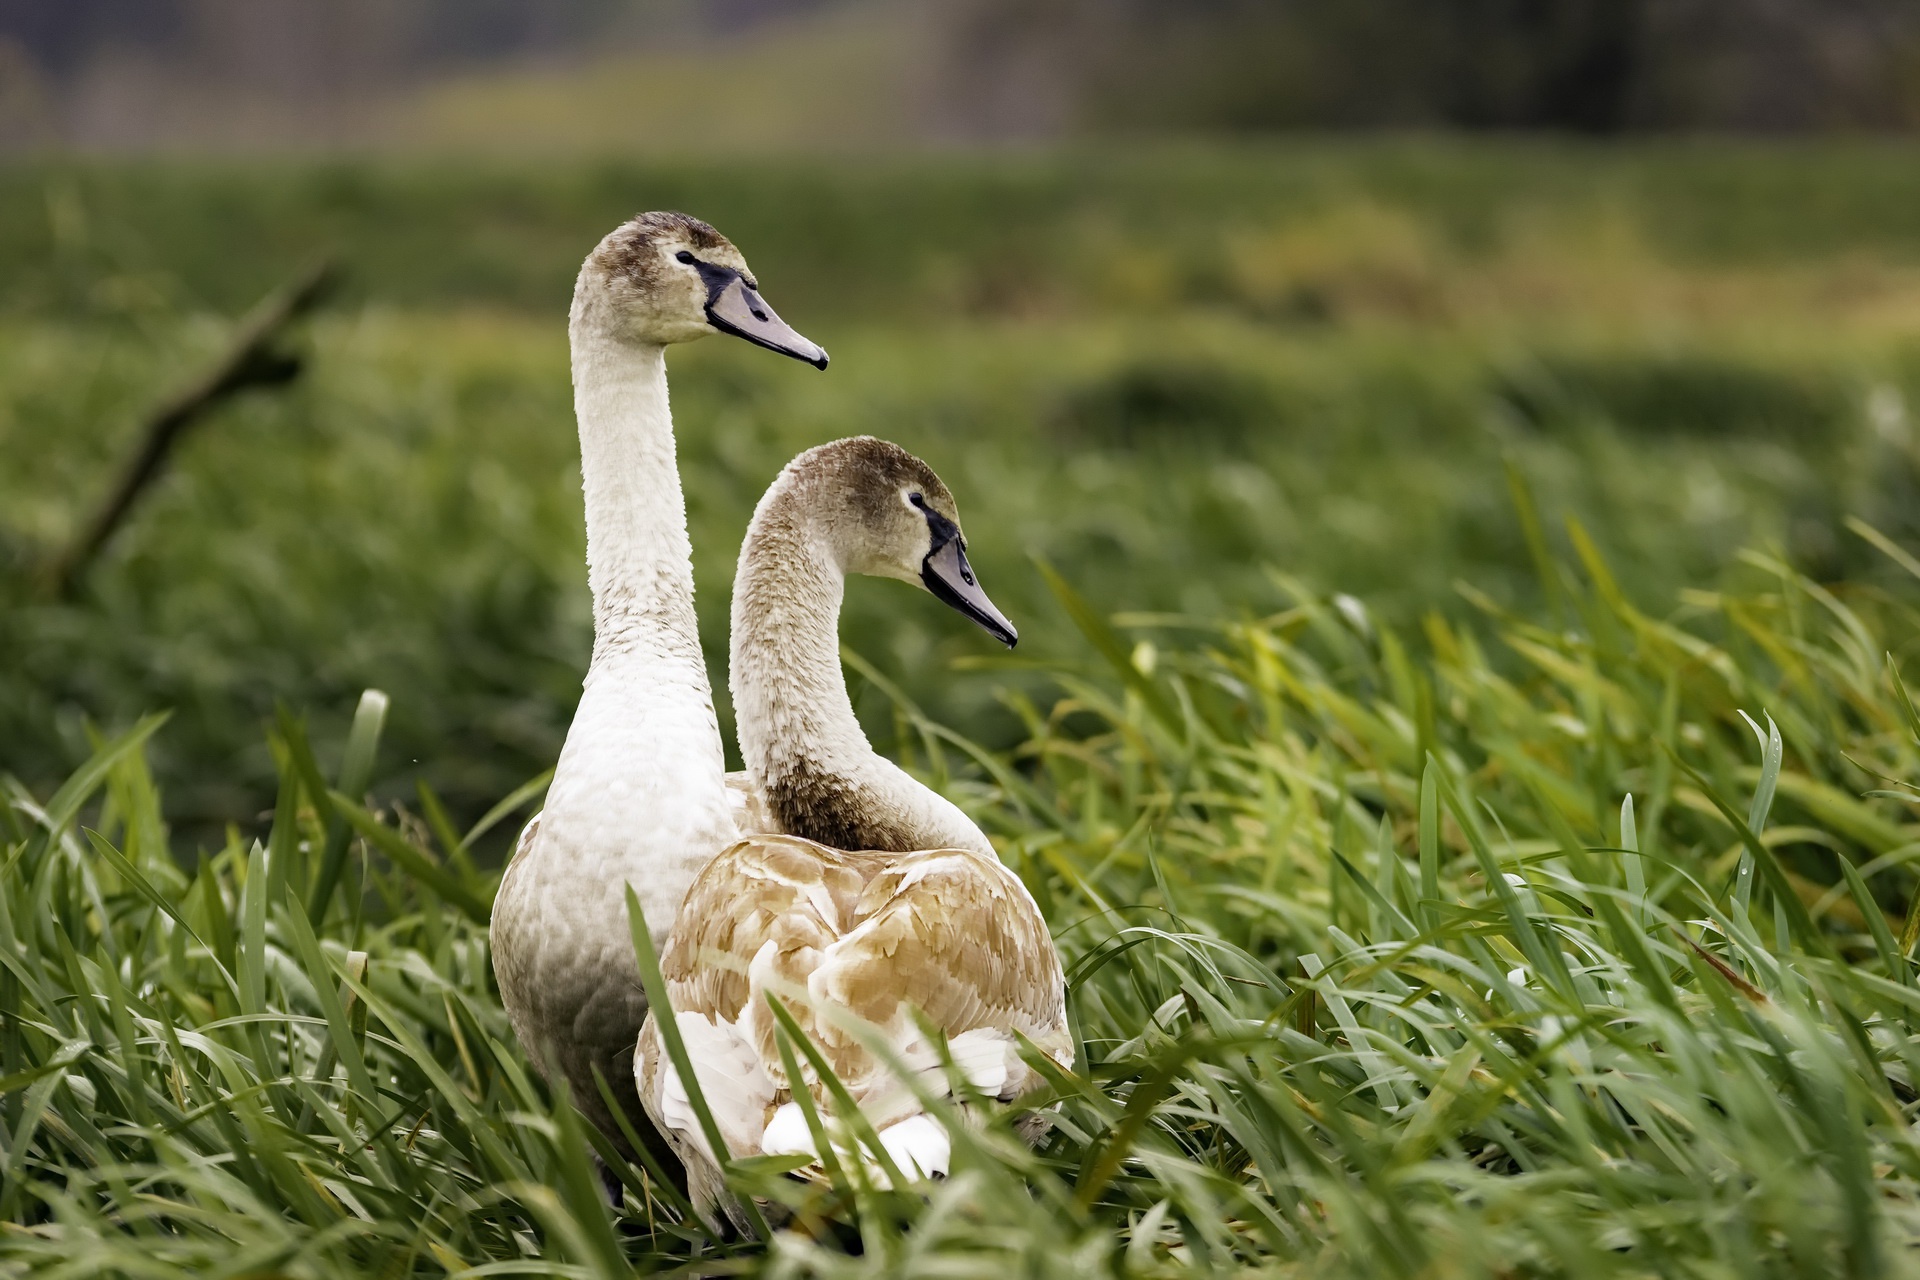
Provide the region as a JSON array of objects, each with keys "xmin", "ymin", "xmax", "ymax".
[
  {"xmin": 577, "ymin": 211, "xmax": 828, "ymax": 368},
  {"xmin": 784, "ymin": 436, "xmax": 1017, "ymax": 648}
]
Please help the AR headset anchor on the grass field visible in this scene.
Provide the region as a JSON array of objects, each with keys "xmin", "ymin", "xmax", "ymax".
[
  {"xmin": 6, "ymin": 143, "xmax": 1920, "ymax": 1275},
  {"xmin": 6, "ymin": 143, "xmax": 1920, "ymax": 833}
]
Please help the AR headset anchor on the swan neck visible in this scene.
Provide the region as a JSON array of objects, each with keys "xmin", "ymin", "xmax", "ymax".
[
  {"xmin": 542, "ymin": 303, "xmax": 730, "ymax": 938},
  {"xmin": 571, "ymin": 322, "xmax": 695, "ymax": 647},
  {"xmin": 731, "ymin": 494, "xmax": 870, "ymax": 783},
  {"xmin": 730, "ymin": 475, "xmax": 994, "ymax": 858}
]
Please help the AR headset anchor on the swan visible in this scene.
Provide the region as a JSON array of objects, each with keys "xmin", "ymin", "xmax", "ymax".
[
  {"xmin": 490, "ymin": 211, "xmax": 828, "ymax": 1174},
  {"xmin": 634, "ymin": 437, "xmax": 1073, "ymax": 1221}
]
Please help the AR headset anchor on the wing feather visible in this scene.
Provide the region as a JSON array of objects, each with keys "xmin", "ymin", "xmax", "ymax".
[
  {"xmin": 805, "ymin": 848, "xmax": 1072, "ymax": 1104},
  {"xmin": 724, "ymin": 770, "xmax": 773, "ymax": 837},
  {"xmin": 638, "ymin": 832, "xmax": 1071, "ymax": 1190},
  {"xmin": 660, "ymin": 834, "xmax": 876, "ymax": 1026}
]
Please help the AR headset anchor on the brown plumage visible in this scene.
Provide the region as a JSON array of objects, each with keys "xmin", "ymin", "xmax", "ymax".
[
  {"xmin": 656, "ymin": 836, "xmax": 1066, "ymax": 1089},
  {"xmin": 635, "ymin": 833, "xmax": 1071, "ymax": 1219},
  {"xmin": 763, "ymin": 757, "xmax": 924, "ymax": 854},
  {"xmin": 588, "ymin": 210, "xmax": 739, "ymax": 290}
]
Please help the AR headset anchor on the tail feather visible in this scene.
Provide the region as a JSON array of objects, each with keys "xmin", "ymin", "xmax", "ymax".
[{"xmin": 876, "ymin": 1114, "xmax": 950, "ymax": 1181}]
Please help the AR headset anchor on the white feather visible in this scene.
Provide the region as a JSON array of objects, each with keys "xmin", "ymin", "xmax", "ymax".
[
  {"xmin": 761, "ymin": 1101, "xmax": 816, "ymax": 1158},
  {"xmin": 657, "ymin": 1012, "xmax": 775, "ymax": 1164},
  {"xmin": 946, "ymin": 1028, "xmax": 1017, "ymax": 1096},
  {"xmin": 876, "ymin": 1114, "xmax": 950, "ymax": 1180},
  {"xmin": 760, "ymin": 1098, "xmax": 948, "ymax": 1187},
  {"xmin": 490, "ymin": 309, "xmax": 740, "ymax": 1152}
]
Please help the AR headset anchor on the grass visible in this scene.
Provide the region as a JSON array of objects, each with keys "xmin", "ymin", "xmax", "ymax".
[
  {"xmin": 9, "ymin": 143, "xmax": 1920, "ymax": 1273},
  {"xmin": 10, "ymin": 142, "xmax": 1920, "ymax": 321},
  {"xmin": 8, "ymin": 305, "xmax": 1916, "ymax": 835},
  {"xmin": 7, "ymin": 144, "xmax": 1920, "ymax": 833},
  {"xmin": 7, "ymin": 502, "xmax": 1920, "ymax": 1276}
]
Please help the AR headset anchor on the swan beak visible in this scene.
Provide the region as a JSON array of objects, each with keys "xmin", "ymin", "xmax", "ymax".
[
  {"xmin": 704, "ymin": 271, "xmax": 829, "ymax": 369},
  {"xmin": 922, "ymin": 539, "xmax": 1017, "ymax": 648}
]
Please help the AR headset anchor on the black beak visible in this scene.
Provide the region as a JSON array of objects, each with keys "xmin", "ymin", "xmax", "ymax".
[
  {"xmin": 922, "ymin": 537, "xmax": 1017, "ymax": 648},
  {"xmin": 697, "ymin": 263, "xmax": 828, "ymax": 369}
]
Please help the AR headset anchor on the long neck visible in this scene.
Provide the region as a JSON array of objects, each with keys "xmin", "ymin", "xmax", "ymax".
[
  {"xmin": 731, "ymin": 493, "xmax": 870, "ymax": 787},
  {"xmin": 731, "ymin": 480, "xmax": 992, "ymax": 858},
  {"xmin": 575, "ymin": 334, "xmax": 697, "ymax": 641},
  {"xmin": 541, "ymin": 303, "xmax": 733, "ymax": 936}
]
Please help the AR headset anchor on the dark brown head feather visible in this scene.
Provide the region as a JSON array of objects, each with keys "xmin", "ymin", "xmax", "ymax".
[
  {"xmin": 787, "ymin": 436, "xmax": 959, "ymax": 530},
  {"xmin": 590, "ymin": 210, "xmax": 738, "ymax": 288}
]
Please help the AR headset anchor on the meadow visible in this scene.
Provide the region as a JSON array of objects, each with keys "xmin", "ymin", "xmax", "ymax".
[{"xmin": 5, "ymin": 142, "xmax": 1920, "ymax": 1275}]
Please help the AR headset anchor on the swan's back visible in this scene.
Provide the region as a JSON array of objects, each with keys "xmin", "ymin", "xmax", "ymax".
[{"xmin": 634, "ymin": 832, "xmax": 1070, "ymax": 1210}]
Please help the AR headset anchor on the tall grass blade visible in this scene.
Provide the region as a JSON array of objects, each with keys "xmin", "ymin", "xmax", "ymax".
[{"xmin": 304, "ymin": 689, "xmax": 388, "ymax": 922}]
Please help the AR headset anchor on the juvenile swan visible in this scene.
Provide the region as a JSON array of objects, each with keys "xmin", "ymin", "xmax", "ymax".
[
  {"xmin": 635, "ymin": 438, "xmax": 1071, "ymax": 1219},
  {"xmin": 490, "ymin": 212, "xmax": 827, "ymax": 1171}
]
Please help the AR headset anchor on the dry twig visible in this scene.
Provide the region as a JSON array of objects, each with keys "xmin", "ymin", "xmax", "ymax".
[{"xmin": 42, "ymin": 259, "xmax": 337, "ymax": 596}]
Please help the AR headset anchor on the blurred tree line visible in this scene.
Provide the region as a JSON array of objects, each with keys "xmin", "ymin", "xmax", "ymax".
[
  {"xmin": 1, "ymin": 0, "xmax": 1917, "ymax": 145},
  {"xmin": 941, "ymin": 0, "xmax": 1920, "ymax": 134}
]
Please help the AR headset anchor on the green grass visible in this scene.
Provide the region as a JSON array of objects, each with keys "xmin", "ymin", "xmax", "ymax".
[
  {"xmin": 8, "ymin": 510, "xmax": 1920, "ymax": 1276},
  {"xmin": 10, "ymin": 142, "xmax": 1920, "ymax": 321},
  {"xmin": 7, "ymin": 144, "xmax": 1920, "ymax": 830},
  {"xmin": 8, "ymin": 304, "xmax": 1918, "ymax": 834},
  {"xmin": 9, "ymin": 143, "xmax": 1920, "ymax": 1273}
]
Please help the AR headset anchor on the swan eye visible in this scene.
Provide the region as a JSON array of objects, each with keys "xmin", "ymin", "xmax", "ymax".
[
  {"xmin": 907, "ymin": 491, "xmax": 926, "ymax": 510},
  {"xmin": 675, "ymin": 250, "xmax": 696, "ymax": 265}
]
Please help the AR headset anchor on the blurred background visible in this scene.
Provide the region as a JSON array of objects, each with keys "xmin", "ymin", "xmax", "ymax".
[
  {"xmin": 3, "ymin": 0, "xmax": 1920, "ymax": 844},
  {"xmin": 6, "ymin": 0, "xmax": 1920, "ymax": 147}
]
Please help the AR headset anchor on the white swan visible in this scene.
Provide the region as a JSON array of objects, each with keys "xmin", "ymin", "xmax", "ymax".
[
  {"xmin": 634, "ymin": 438, "xmax": 1072, "ymax": 1221},
  {"xmin": 490, "ymin": 212, "xmax": 827, "ymax": 1171}
]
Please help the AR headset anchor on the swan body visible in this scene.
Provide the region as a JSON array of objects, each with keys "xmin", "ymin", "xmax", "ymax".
[
  {"xmin": 634, "ymin": 439, "xmax": 1071, "ymax": 1217},
  {"xmin": 490, "ymin": 212, "xmax": 826, "ymax": 1166}
]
